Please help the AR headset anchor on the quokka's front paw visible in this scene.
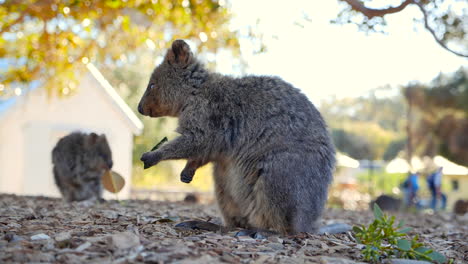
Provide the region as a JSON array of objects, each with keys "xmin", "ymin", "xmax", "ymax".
[
  {"xmin": 140, "ymin": 151, "xmax": 161, "ymax": 169},
  {"xmin": 180, "ymin": 169, "xmax": 195, "ymax": 183}
]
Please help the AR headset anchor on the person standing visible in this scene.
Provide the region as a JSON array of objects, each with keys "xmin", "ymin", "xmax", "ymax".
[
  {"xmin": 403, "ymin": 172, "xmax": 419, "ymax": 208},
  {"xmin": 427, "ymin": 167, "xmax": 447, "ymax": 211}
]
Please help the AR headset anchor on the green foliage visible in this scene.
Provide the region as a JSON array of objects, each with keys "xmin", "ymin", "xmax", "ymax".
[
  {"xmin": 321, "ymin": 87, "xmax": 406, "ymax": 133},
  {"xmin": 383, "ymin": 138, "xmax": 406, "ymax": 161},
  {"xmin": 330, "ymin": 122, "xmax": 396, "ymax": 160},
  {"xmin": 357, "ymin": 171, "xmax": 406, "ymax": 196},
  {"xmin": 426, "ymin": 68, "xmax": 468, "ymax": 113},
  {"xmin": 332, "ymin": 128, "xmax": 374, "ymax": 160},
  {"xmin": 0, "ymin": 0, "xmax": 240, "ymax": 98},
  {"xmin": 404, "ymin": 67, "xmax": 468, "ymax": 166},
  {"xmin": 320, "ymin": 87, "xmax": 406, "ymax": 160},
  {"xmin": 353, "ymin": 204, "xmax": 447, "ymax": 263}
]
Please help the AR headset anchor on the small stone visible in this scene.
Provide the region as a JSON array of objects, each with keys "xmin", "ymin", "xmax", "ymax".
[
  {"xmin": 5, "ymin": 233, "xmax": 24, "ymax": 243},
  {"xmin": 55, "ymin": 231, "xmax": 72, "ymax": 242},
  {"xmin": 110, "ymin": 231, "xmax": 140, "ymax": 250},
  {"xmin": 7, "ymin": 222, "xmax": 22, "ymax": 228},
  {"xmin": 185, "ymin": 236, "xmax": 202, "ymax": 242},
  {"xmin": 237, "ymin": 236, "xmax": 256, "ymax": 242},
  {"xmin": 101, "ymin": 210, "xmax": 119, "ymax": 219},
  {"xmin": 266, "ymin": 242, "xmax": 284, "ymax": 250},
  {"xmin": 267, "ymin": 236, "xmax": 283, "ymax": 243},
  {"xmin": 220, "ymin": 253, "xmax": 238, "ymax": 263},
  {"xmin": 31, "ymin": 233, "xmax": 51, "ymax": 241},
  {"xmin": 75, "ymin": 241, "xmax": 92, "ymax": 252}
]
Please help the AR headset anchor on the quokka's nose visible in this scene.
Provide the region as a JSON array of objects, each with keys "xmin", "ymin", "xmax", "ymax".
[{"xmin": 138, "ymin": 103, "xmax": 144, "ymax": 115}]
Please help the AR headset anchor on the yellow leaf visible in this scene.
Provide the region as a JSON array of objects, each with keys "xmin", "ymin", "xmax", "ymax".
[{"xmin": 102, "ymin": 170, "xmax": 125, "ymax": 193}]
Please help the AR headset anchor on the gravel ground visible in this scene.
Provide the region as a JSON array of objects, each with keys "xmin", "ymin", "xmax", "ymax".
[{"xmin": 0, "ymin": 194, "xmax": 466, "ymax": 263}]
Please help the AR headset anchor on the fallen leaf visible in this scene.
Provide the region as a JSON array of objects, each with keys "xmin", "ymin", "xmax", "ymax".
[
  {"xmin": 102, "ymin": 170, "xmax": 125, "ymax": 193},
  {"xmin": 150, "ymin": 137, "xmax": 168, "ymax": 151}
]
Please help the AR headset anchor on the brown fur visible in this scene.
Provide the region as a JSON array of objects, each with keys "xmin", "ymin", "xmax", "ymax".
[
  {"xmin": 52, "ymin": 132, "xmax": 113, "ymax": 202},
  {"xmin": 138, "ymin": 40, "xmax": 335, "ymax": 234},
  {"xmin": 454, "ymin": 199, "xmax": 468, "ymax": 215}
]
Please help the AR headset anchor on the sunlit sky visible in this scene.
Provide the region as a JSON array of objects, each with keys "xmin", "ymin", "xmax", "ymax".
[{"xmin": 217, "ymin": 0, "xmax": 467, "ymax": 103}]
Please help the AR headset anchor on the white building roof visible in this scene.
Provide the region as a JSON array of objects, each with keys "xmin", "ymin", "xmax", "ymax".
[
  {"xmin": 336, "ymin": 152, "xmax": 360, "ymax": 168},
  {"xmin": 86, "ymin": 63, "xmax": 143, "ymax": 135},
  {"xmin": 433, "ymin": 155, "xmax": 468, "ymax": 175},
  {"xmin": 385, "ymin": 156, "xmax": 468, "ymax": 175},
  {"xmin": 0, "ymin": 63, "xmax": 143, "ymax": 135}
]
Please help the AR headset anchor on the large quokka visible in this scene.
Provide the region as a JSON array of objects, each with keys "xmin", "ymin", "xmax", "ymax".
[
  {"xmin": 139, "ymin": 40, "xmax": 335, "ymax": 234},
  {"xmin": 52, "ymin": 132, "xmax": 113, "ymax": 202}
]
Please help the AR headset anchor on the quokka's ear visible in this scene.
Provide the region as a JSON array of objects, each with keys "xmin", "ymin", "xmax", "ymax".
[
  {"xmin": 166, "ymin": 39, "xmax": 193, "ymax": 68},
  {"xmin": 98, "ymin": 134, "xmax": 107, "ymax": 144},
  {"xmin": 85, "ymin": 132, "xmax": 99, "ymax": 147}
]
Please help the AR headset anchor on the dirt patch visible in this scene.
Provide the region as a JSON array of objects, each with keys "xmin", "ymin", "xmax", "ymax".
[{"xmin": 0, "ymin": 194, "xmax": 466, "ymax": 263}]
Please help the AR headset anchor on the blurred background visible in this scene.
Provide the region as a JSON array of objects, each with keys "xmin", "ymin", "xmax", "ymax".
[{"xmin": 0, "ymin": 0, "xmax": 467, "ymax": 210}]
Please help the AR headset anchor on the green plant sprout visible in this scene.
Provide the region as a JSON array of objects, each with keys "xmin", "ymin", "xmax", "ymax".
[{"xmin": 353, "ymin": 204, "xmax": 447, "ymax": 263}]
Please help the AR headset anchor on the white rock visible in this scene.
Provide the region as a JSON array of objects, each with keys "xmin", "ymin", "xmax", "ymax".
[
  {"xmin": 31, "ymin": 233, "xmax": 51, "ymax": 241},
  {"xmin": 75, "ymin": 241, "xmax": 92, "ymax": 252}
]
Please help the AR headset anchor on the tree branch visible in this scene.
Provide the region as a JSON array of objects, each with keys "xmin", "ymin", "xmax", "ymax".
[
  {"xmin": 341, "ymin": 0, "xmax": 414, "ymax": 19},
  {"xmin": 414, "ymin": 1, "xmax": 468, "ymax": 58},
  {"xmin": 0, "ymin": 12, "xmax": 26, "ymax": 34},
  {"xmin": 0, "ymin": 0, "xmax": 52, "ymax": 34}
]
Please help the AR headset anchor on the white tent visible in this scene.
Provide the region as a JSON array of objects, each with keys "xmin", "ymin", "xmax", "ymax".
[
  {"xmin": 385, "ymin": 157, "xmax": 425, "ymax": 174},
  {"xmin": 386, "ymin": 155, "xmax": 468, "ymax": 175},
  {"xmin": 336, "ymin": 152, "xmax": 360, "ymax": 169},
  {"xmin": 335, "ymin": 153, "xmax": 360, "ymax": 185},
  {"xmin": 433, "ymin": 156, "xmax": 468, "ymax": 175}
]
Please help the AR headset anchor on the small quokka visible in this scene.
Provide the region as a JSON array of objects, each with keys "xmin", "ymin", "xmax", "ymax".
[
  {"xmin": 370, "ymin": 195, "xmax": 402, "ymax": 211},
  {"xmin": 138, "ymin": 40, "xmax": 335, "ymax": 234},
  {"xmin": 454, "ymin": 199, "xmax": 468, "ymax": 215},
  {"xmin": 52, "ymin": 132, "xmax": 113, "ymax": 202}
]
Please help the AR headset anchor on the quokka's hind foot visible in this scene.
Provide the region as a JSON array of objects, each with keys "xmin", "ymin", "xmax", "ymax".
[
  {"xmin": 175, "ymin": 220, "xmax": 224, "ymax": 232},
  {"xmin": 234, "ymin": 229, "xmax": 279, "ymax": 239},
  {"xmin": 180, "ymin": 159, "xmax": 207, "ymax": 183}
]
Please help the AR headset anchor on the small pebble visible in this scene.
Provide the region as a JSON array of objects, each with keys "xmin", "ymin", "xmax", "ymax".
[
  {"xmin": 55, "ymin": 231, "xmax": 71, "ymax": 242},
  {"xmin": 76, "ymin": 241, "xmax": 92, "ymax": 252},
  {"xmin": 5, "ymin": 233, "xmax": 24, "ymax": 243},
  {"xmin": 236, "ymin": 236, "xmax": 256, "ymax": 242},
  {"xmin": 267, "ymin": 242, "xmax": 284, "ymax": 250},
  {"xmin": 31, "ymin": 234, "xmax": 51, "ymax": 241}
]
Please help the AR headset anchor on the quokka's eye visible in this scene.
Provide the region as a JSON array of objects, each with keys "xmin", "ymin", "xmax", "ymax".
[{"xmin": 150, "ymin": 83, "xmax": 155, "ymax": 89}]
